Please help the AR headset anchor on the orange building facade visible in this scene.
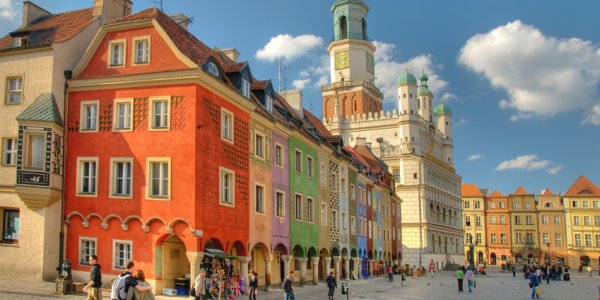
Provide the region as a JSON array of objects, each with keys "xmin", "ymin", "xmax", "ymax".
[{"xmin": 485, "ymin": 190, "xmax": 512, "ymax": 265}]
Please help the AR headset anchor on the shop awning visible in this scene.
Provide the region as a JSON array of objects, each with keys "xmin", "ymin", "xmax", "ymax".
[{"xmin": 204, "ymin": 248, "xmax": 237, "ymax": 259}]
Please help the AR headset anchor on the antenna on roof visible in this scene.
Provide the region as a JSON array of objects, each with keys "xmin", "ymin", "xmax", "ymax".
[{"xmin": 149, "ymin": 0, "xmax": 164, "ymax": 11}]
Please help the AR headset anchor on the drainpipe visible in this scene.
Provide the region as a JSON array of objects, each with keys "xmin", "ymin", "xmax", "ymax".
[
  {"xmin": 58, "ymin": 70, "xmax": 72, "ymax": 274},
  {"xmin": 418, "ymin": 155, "xmax": 423, "ymax": 268}
]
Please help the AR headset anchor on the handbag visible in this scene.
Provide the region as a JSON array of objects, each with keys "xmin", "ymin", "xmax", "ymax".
[
  {"xmin": 190, "ymin": 287, "xmax": 196, "ymax": 297},
  {"xmin": 535, "ymin": 287, "xmax": 541, "ymax": 295}
]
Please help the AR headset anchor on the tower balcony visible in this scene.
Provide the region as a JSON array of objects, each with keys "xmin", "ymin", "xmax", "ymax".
[{"xmin": 321, "ymin": 79, "xmax": 383, "ymax": 99}]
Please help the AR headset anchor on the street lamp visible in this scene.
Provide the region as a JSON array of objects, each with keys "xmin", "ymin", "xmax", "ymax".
[{"xmin": 546, "ymin": 242, "xmax": 551, "ymax": 265}]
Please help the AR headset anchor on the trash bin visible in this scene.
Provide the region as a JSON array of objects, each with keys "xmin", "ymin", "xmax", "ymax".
[{"xmin": 341, "ymin": 282, "xmax": 348, "ymax": 295}]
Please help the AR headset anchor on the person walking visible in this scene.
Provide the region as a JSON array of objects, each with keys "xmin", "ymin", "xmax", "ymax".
[
  {"xmin": 126, "ymin": 270, "xmax": 155, "ymax": 300},
  {"xmin": 546, "ymin": 265, "xmax": 551, "ymax": 284},
  {"xmin": 511, "ymin": 265, "xmax": 516, "ymax": 277},
  {"xmin": 529, "ymin": 270, "xmax": 540, "ymax": 299},
  {"xmin": 456, "ymin": 266, "xmax": 464, "ymax": 292},
  {"xmin": 465, "ymin": 268, "xmax": 475, "ymax": 293},
  {"xmin": 282, "ymin": 270, "xmax": 295, "ymax": 300},
  {"xmin": 326, "ymin": 271, "xmax": 337, "ymax": 300},
  {"xmin": 83, "ymin": 255, "xmax": 102, "ymax": 300},
  {"xmin": 387, "ymin": 265, "xmax": 393, "ymax": 282},
  {"xmin": 193, "ymin": 269, "xmax": 207, "ymax": 300},
  {"xmin": 428, "ymin": 260, "xmax": 436, "ymax": 278},
  {"xmin": 248, "ymin": 271, "xmax": 258, "ymax": 300}
]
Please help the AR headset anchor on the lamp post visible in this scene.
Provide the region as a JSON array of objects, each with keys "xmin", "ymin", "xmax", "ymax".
[{"xmin": 546, "ymin": 242, "xmax": 551, "ymax": 265}]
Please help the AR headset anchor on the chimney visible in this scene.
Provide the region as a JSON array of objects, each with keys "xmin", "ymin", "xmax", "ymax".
[
  {"xmin": 355, "ymin": 137, "xmax": 367, "ymax": 146},
  {"xmin": 170, "ymin": 13, "xmax": 192, "ymax": 29},
  {"xmin": 281, "ymin": 89, "xmax": 303, "ymax": 117},
  {"xmin": 93, "ymin": 0, "xmax": 132, "ymax": 24},
  {"xmin": 219, "ymin": 48, "xmax": 240, "ymax": 62},
  {"xmin": 22, "ymin": 1, "xmax": 51, "ymax": 27}
]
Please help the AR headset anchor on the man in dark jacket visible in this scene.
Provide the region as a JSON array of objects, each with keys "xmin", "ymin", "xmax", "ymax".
[
  {"xmin": 326, "ymin": 271, "xmax": 337, "ymax": 300},
  {"xmin": 83, "ymin": 255, "xmax": 102, "ymax": 300}
]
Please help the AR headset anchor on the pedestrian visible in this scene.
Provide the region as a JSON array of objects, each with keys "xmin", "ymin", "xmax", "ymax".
[
  {"xmin": 248, "ymin": 271, "xmax": 258, "ymax": 300},
  {"xmin": 428, "ymin": 260, "xmax": 435, "ymax": 278},
  {"xmin": 588, "ymin": 265, "xmax": 593, "ymax": 277},
  {"xmin": 456, "ymin": 266, "xmax": 464, "ymax": 292},
  {"xmin": 192, "ymin": 269, "xmax": 207, "ymax": 300},
  {"xmin": 535, "ymin": 267, "xmax": 542, "ymax": 284},
  {"xmin": 282, "ymin": 270, "xmax": 295, "ymax": 300},
  {"xmin": 82, "ymin": 255, "xmax": 102, "ymax": 300},
  {"xmin": 465, "ymin": 268, "xmax": 475, "ymax": 293},
  {"xmin": 387, "ymin": 265, "xmax": 393, "ymax": 282},
  {"xmin": 546, "ymin": 265, "xmax": 551, "ymax": 284},
  {"xmin": 126, "ymin": 270, "xmax": 155, "ymax": 300},
  {"xmin": 326, "ymin": 271, "xmax": 337, "ymax": 300},
  {"xmin": 511, "ymin": 265, "xmax": 516, "ymax": 277},
  {"xmin": 112, "ymin": 261, "xmax": 152, "ymax": 300},
  {"xmin": 529, "ymin": 270, "xmax": 540, "ymax": 299}
]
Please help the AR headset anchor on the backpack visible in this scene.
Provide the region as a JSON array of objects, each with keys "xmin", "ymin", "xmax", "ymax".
[
  {"xmin": 111, "ymin": 273, "xmax": 132, "ymax": 300},
  {"xmin": 282, "ymin": 277, "xmax": 292, "ymax": 292}
]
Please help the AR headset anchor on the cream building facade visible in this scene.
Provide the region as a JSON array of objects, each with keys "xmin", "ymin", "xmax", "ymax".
[
  {"xmin": 462, "ymin": 184, "xmax": 487, "ymax": 266},
  {"xmin": 322, "ymin": 0, "xmax": 463, "ymax": 268}
]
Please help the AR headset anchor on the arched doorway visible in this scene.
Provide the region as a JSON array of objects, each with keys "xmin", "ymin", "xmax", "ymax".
[
  {"xmin": 273, "ymin": 244, "xmax": 288, "ymax": 284},
  {"xmin": 306, "ymin": 247, "xmax": 318, "ymax": 283},
  {"xmin": 250, "ymin": 243, "xmax": 270, "ymax": 287},
  {"xmin": 161, "ymin": 235, "xmax": 190, "ymax": 292},
  {"xmin": 478, "ymin": 251, "xmax": 484, "ymax": 265},
  {"xmin": 341, "ymin": 248, "xmax": 349, "ymax": 279},
  {"xmin": 527, "ymin": 253, "xmax": 534, "ymax": 264},
  {"xmin": 581, "ymin": 255, "xmax": 591, "ymax": 266},
  {"xmin": 319, "ymin": 248, "xmax": 330, "ymax": 280},
  {"xmin": 490, "ymin": 253, "xmax": 497, "ymax": 265},
  {"xmin": 350, "ymin": 249, "xmax": 358, "ymax": 279},
  {"xmin": 515, "ymin": 253, "xmax": 523, "ymax": 264}
]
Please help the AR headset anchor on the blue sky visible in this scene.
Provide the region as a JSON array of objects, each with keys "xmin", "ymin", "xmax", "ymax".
[{"xmin": 2, "ymin": 0, "xmax": 599, "ymax": 195}]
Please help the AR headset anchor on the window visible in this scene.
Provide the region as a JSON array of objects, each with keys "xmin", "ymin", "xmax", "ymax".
[
  {"xmin": 350, "ymin": 184, "xmax": 355, "ymax": 200},
  {"xmin": 541, "ymin": 215, "xmax": 548, "ymax": 224},
  {"xmin": 80, "ymin": 101, "xmax": 99, "ymax": 132},
  {"xmin": 241, "ymin": 78, "xmax": 251, "ymax": 98},
  {"xmin": 474, "ymin": 201, "xmax": 480, "ymax": 209},
  {"xmin": 499, "ymin": 202, "xmax": 505, "ymax": 209},
  {"xmin": 525, "ymin": 215, "xmax": 533, "ymax": 225},
  {"xmin": 573, "ymin": 216, "xmax": 580, "ymax": 226},
  {"xmin": 595, "ymin": 216, "xmax": 600, "ymax": 226},
  {"xmin": 254, "ymin": 133, "xmax": 264, "ymax": 158},
  {"xmin": 583, "ymin": 201, "xmax": 589, "ymax": 208},
  {"xmin": 110, "ymin": 158, "xmax": 132, "ymax": 197},
  {"xmin": 341, "ymin": 178, "xmax": 346, "ymax": 194},
  {"xmin": 275, "ymin": 144, "xmax": 283, "ymax": 167},
  {"xmin": 321, "ymin": 203, "xmax": 327, "ymax": 225},
  {"xmin": 545, "ymin": 202, "xmax": 554, "ymax": 208},
  {"xmin": 515, "ymin": 216, "xmax": 522, "ymax": 225},
  {"xmin": 542, "ymin": 233, "xmax": 549, "ymax": 245},
  {"xmin": 113, "ymin": 99, "xmax": 132, "ymax": 130},
  {"xmin": 584, "ymin": 216, "xmax": 591, "ymax": 226},
  {"xmin": 206, "ymin": 62, "xmax": 219, "ymax": 76},
  {"xmin": 23, "ymin": 133, "xmax": 45, "ymax": 170},
  {"xmin": 555, "ymin": 233, "xmax": 561, "ymax": 246},
  {"xmin": 79, "ymin": 237, "xmax": 97, "ymax": 265},
  {"xmin": 295, "ymin": 194, "xmax": 302, "ymax": 220},
  {"xmin": 320, "ymin": 164, "xmax": 326, "ymax": 185},
  {"xmin": 368, "ymin": 220, "xmax": 372, "ymax": 238},
  {"xmin": 113, "ymin": 240, "xmax": 132, "ymax": 270},
  {"xmin": 489, "ymin": 202, "xmax": 495, "ymax": 209},
  {"xmin": 148, "ymin": 159, "xmax": 170, "ymax": 199},
  {"xmin": 525, "ymin": 202, "xmax": 530, "ymax": 209},
  {"xmin": 276, "ymin": 191, "xmax": 284, "ymax": 217},
  {"xmin": 307, "ymin": 156, "xmax": 314, "ymax": 177},
  {"xmin": 574, "ymin": 234, "xmax": 582, "ymax": 246},
  {"xmin": 109, "ymin": 40, "xmax": 126, "ymax": 67},
  {"xmin": 133, "ymin": 37, "xmax": 150, "ymax": 65},
  {"xmin": 342, "ymin": 212, "xmax": 347, "ymax": 230},
  {"xmin": 150, "ymin": 97, "xmax": 170, "ymax": 130},
  {"xmin": 219, "ymin": 167, "xmax": 234, "ymax": 205},
  {"xmin": 572, "ymin": 201, "xmax": 578, "ymax": 208},
  {"xmin": 526, "ymin": 233, "xmax": 533, "ymax": 244},
  {"xmin": 333, "ymin": 211, "xmax": 338, "ymax": 229},
  {"xmin": 596, "ymin": 234, "xmax": 600, "ymax": 247},
  {"xmin": 475, "ymin": 216, "xmax": 481, "ymax": 227},
  {"xmin": 553, "ymin": 215, "xmax": 560, "ymax": 225},
  {"xmin": 254, "ymin": 185, "xmax": 265, "ymax": 213},
  {"xmin": 465, "ymin": 216, "xmax": 471, "ymax": 227},
  {"xmin": 585, "ymin": 234, "xmax": 592, "ymax": 247},
  {"xmin": 464, "ymin": 201, "xmax": 470, "ymax": 209},
  {"xmin": 499, "ymin": 215, "xmax": 505, "ymax": 224},
  {"xmin": 6, "ymin": 77, "xmax": 22, "ymax": 104},
  {"xmin": 220, "ymin": 108, "xmax": 234, "ymax": 142},
  {"xmin": 476, "ymin": 233, "xmax": 482, "ymax": 244},
  {"xmin": 490, "ymin": 215, "xmax": 496, "ymax": 224},
  {"xmin": 78, "ymin": 158, "xmax": 97, "ymax": 195},
  {"xmin": 2, "ymin": 138, "xmax": 17, "ymax": 166},
  {"xmin": 594, "ymin": 201, "xmax": 599, "ymax": 208},
  {"xmin": 513, "ymin": 202, "xmax": 520, "ymax": 209},
  {"xmin": 265, "ymin": 95, "xmax": 273, "ymax": 113},
  {"xmin": 500, "ymin": 233, "xmax": 507, "ymax": 244},
  {"xmin": 295, "ymin": 150, "xmax": 302, "ymax": 172},
  {"xmin": 393, "ymin": 169, "xmax": 400, "ymax": 181},
  {"xmin": 350, "ymin": 217, "xmax": 355, "ymax": 234},
  {"xmin": 1, "ymin": 209, "xmax": 19, "ymax": 244},
  {"xmin": 11, "ymin": 36, "xmax": 27, "ymax": 47},
  {"xmin": 307, "ymin": 197, "xmax": 314, "ymax": 222}
]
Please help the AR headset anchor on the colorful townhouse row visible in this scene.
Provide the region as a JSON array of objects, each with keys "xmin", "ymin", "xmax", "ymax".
[
  {"xmin": 462, "ymin": 176, "xmax": 600, "ymax": 269},
  {"xmin": 0, "ymin": 0, "xmax": 404, "ymax": 292}
]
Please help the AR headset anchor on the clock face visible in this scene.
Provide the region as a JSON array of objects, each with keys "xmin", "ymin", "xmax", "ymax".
[{"xmin": 335, "ymin": 51, "xmax": 349, "ymax": 70}]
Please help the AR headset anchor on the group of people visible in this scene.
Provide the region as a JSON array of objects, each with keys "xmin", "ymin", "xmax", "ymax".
[
  {"xmin": 455, "ymin": 266, "xmax": 476, "ymax": 293},
  {"xmin": 523, "ymin": 264, "xmax": 570, "ymax": 282},
  {"xmin": 82, "ymin": 255, "xmax": 154, "ymax": 300}
]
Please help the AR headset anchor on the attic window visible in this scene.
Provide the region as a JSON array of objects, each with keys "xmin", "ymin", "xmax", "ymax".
[
  {"xmin": 265, "ymin": 95, "xmax": 273, "ymax": 113},
  {"xmin": 207, "ymin": 62, "xmax": 219, "ymax": 76},
  {"xmin": 11, "ymin": 37, "xmax": 27, "ymax": 48},
  {"xmin": 241, "ymin": 78, "xmax": 251, "ymax": 98}
]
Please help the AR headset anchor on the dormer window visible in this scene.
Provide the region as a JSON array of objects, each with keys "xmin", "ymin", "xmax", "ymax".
[
  {"xmin": 241, "ymin": 78, "xmax": 250, "ymax": 98},
  {"xmin": 108, "ymin": 39, "xmax": 126, "ymax": 67},
  {"xmin": 133, "ymin": 36, "xmax": 150, "ymax": 65},
  {"xmin": 11, "ymin": 37, "xmax": 27, "ymax": 48},
  {"xmin": 207, "ymin": 62, "xmax": 219, "ymax": 76},
  {"xmin": 265, "ymin": 95, "xmax": 273, "ymax": 113}
]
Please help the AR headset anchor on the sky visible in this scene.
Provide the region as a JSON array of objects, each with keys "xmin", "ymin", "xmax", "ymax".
[{"xmin": 1, "ymin": 0, "xmax": 599, "ymax": 195}]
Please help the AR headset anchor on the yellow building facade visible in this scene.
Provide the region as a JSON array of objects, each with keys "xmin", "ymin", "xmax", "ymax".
[{"xmin": 462, "ymin": 184, "xmax": 486, "ymax": 266}]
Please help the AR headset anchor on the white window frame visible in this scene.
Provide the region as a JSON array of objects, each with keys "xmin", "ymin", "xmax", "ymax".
[
  {"xmin": 573, "ymin": 216, "xmax": 580, "ymax": 226},
  {"xmin": 350, "ymin": 216, "xmax": 356, "ymax": 235},
  {"xmin": 80, "ymin": 100, "xmax": 99, "ymax": 132},
  {"xmin": 265, "ymin": 94, "xmax": 273, "ymax": 113},
  {"xmin": 555, "ymin": 233, "xmax": 562, "ymax": 246},
  {"xmin": 553, "ymin": 215, "xmax": 560, "ymax": 225},
  {"xmin": 584, "ymin": 215, "xmax": 591, "ymax": 226},
  {"xmin": 306, "ymin": 197, "xmax": 314, "ymax": 223},
  {"xmin": 341, "ymin": 211, "xmax": 347, "ymax": 230},
  {"xmin": 5, "ymin": 76, "xmax": 23, "ymax": 105},
  {"xmin": 255, "ymin": 183, "xmax": 265, "ymax": 214},
  {"xmin": 575, "ymin": 234, "xmax": 582, "ymax": 246},
  {"xmin": 112, "ymin": 240, "xmax": 132, "ymax": 270},
  {"xmin": 108, "ymin": 39, "xmax": 126, "ymax": 68},
  {"xmin": 219, "ymin": 167, "xmax": 235, "ymax": 206},
  {"xmin": 207, "ymin": 62, "xmax": 219, "ymax": 76},
  {"xmin": 274, "ymin": 143, "xmax": 284, "ymax": 167},
  {"xmin": 76, "ymin": 157, "xmax": 98, "ymax": 197},
  {"xmin": 146, "ymin": 157, "xmax": 171, "ymax": 200},
  {"xmin": 220, "ymin": 107, "xmax": 234, "ymax": 144},
  {"xmin": 241, "ymin": 78, "xmax": 251, "ymax": 98},
  {"xmin": 499, "ymin": 202, "xmax": 505, "ymax": 209},
  {"xmin": 295, "ymin": 193, "xmax": 303, "ymax": 220},
  {"xmin": 275, "ymin": 190, "xmax": 285, "ymax": 218},
  {"xmin": 254, "ymin": 132, "xmax": 265, "ymax": 159},
  {"xmin": 499, "ymin": 215, "xmax": 505, "ymax": 224},
  {"xmin": 542, "ymin": 233, "xmax": 549, "ymax": 245},
  {"xmin": 306, "ymin": 155, "xmax": 314, "ymax": 178},
  {"xmin": 132, "ymin": 36, "xmax": 151, "ymax": 65},
  {"xmin": 350, "ymin": 184, "xmax": 356, "ymax": 200},
  {"xmin": 491, "ymin": 233, "xmax": 497, "ymax": 244},
  {"xmin": 320, "ymin": 203, "xmax": 327, "ymax": 225},
  {"xmin": 320, "ymin": 163, "xmax": 326, "ymax": 186},
  {"xmin": 109, "ymin": 157, "xmax": 133, "ymax": 199},
  {"xmin": 113, "ymin": 98, "xmax": 133, "ymax": 131},
  {"xmin": 2, "ymin": 138, "xmax": 17, "ymax": 166},
  {"xmin": 294, "ymin": 149, "xmax": 302, "ymax": 173},
  {"xmin": 541, "ymin": 215, "xmax": 548, "ymax": 224},
  {"xmin": 500, "ymin": 234, "xmax": 507, "ymax": 244},
  {"xmin": 79, "ymin": 237, "xmax": 97, "ymax": 266},
  {"xmin": 148, "ymin": 96, "xmax": 171, "ymax": 131},
  {"xmin": 490, "ymin": 215, "xmax": 496, "ymax": 224},
  {"xmin": 585, "ymin": 234, "xmax": 592, "ymax": 247}
]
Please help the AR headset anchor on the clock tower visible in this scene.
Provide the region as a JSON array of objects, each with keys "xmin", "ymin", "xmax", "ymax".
[{"xmin": 322, "ymin": 0, "xmax": 383, "ymax": 120}]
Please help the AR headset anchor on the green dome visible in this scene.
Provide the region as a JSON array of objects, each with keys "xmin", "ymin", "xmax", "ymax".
[
  {"xmin": 433, "ymin": 103, "xmax": 452, "ymax": 116},
  {"xmin": 417, "ymin": 86, "xmax": 433, "ymax": 96},
  {"xmin": 419, "ymin": 71, "xmax": 428, "ymax": 81},
  {"xmin": 397, "ymin": 71, "xmax": 417, "ymax": 85}
]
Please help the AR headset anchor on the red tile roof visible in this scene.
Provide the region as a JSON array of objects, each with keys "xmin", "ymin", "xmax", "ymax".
[
  {"xmin": 0, "ymin": 7, "xmax": 95, "ymax": 51},
  {"xmin": 251, "ymin": 80, "xmax": 268, "ymax": 90},
  {"xmin": 461, "ymin": 184, "xmax": 482, "ymax": 197},
  {"xmin": 564, "ymin": 176, "xmax": 600, "ymax": 197},
  {"xmin": 541, "ymin": 188, "xmax": 556, "ymax": 196},
  {"xmin": 222, "ymin": 62, "xmax": 245, "ymax": 73},
  {"xmin": 489, "ymin": 189, "xmax": 506, "ymax": 197},
  {"xmin": 303, "ymin": 109, "xmax": 332, "ymax": 138},
  {"xmin": 513, "ymin": 186, "xmax": 530, "ymax": 196}
]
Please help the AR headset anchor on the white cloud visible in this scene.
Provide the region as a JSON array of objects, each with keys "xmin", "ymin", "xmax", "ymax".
[
  {"xmin": 292, "ymin": 78, "xmax": 310, "ymax": 90},
  {"xmin": 583, "ymin": 104, "xmax": 600, "ymax": 125},
  {"xmin": 256, "ymin": 34, "xmax": 323, "ymax": 62},
  {"xmin": 455, "ymin": 117, "xmax": 468, "ymax": 127},
  {"xmin": 495, "ymin": 154, "xmax": 561, "ymax": 175},
  {"xmin": 0, "ymin": 0, "xmax": 17, "ymax": 20},
  {"xmin": 459, "ymin": 20, "xmax": 600, "ymax": 121},
  {"xmin": 294, "ymin": 55, "xmax": 330, "ymax": 90},
  {"xmin": 467, "ymin": 154, "xmax": 483, "ymax": 161},
  {"xmin": 441, "ymin": 93, "xmax": 458, "ymax": 102},
  {"xmin": 373, "ymin": 41, "xmax": 449, "ymax": 103}
]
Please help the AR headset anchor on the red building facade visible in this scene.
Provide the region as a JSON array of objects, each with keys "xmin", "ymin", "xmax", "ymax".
[{"xmin": 64, "ymin": 8, "xmax": 254, "ymax": 290}]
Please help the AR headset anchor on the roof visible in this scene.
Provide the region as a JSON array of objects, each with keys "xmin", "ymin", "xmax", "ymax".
[
  {"xmin": 564, "ymin": 176, "xmax": 600, "ymax": 197},
  {"xmin": 489, "ymin": 189, "xmax": 506, "ymax": 197},
  {"xmin": 304, "ymin": 110, "xmax": 333, "ymax": 138},
  {"xmin": 512, "ymin": 186, "xmax": 531, "ymax": 196},
  {"xmin": 345, "ymin": 145, "xmax": 370, "ymax": 171},
  {"xmin": 16, "ymin": 93, "xmax": 63, "ymax": 126},
  {"xmin": 433, "ymin": 103, "xmax": 452, "ymax": 116},
  {"xmin": 541, "ymin": 188, "xmax": 556, "ymax": 196},
  {"xmin": 251, "ymin": 80, "xmax": 268, "ymax": 90},
  {"xmin": 461, "ymin": 184, "xmax": 482, "ymax": 197},
  {"xmin": 0, "ymin": 7, "xmax": 95, "ymax": 51},
  {"xmin": 397, "ymin": 70, "xmax": 417, "ymax": 85},
  {"xmin": 417, "ymin": 85, "xmax": 433, "ymax": 96}
]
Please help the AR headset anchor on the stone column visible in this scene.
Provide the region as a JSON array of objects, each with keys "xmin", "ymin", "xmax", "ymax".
[
  {"xmin": 353, "ymin": 258, "xmax": 361, "ymax": 279},
  {"xmin": 238, "ymin": 256, "xmax": 250, "ymax": 295},
  {"xmin": 333, "ymin": 256, "xmax": 341, "ymax": 282},
  {"xmin": 299, "ymin": 257, "xmax": 308, "ymax": 286},
  {"xmin": 368, "ymin": 259, "xmax": 374, "ymax": 278},
  {"xmin": 185, "ymin": 251, "xmax": 204, "ymax": 288},
  {"xmin": 264, "ymin": 257, "xmax": 272, "ymax": 291},
  {"xmin": 281, "ymin": 255, "xmax": 290, "ymax": 279},
  {"xmin": 344, "ymin": 256, "xmax": 350, "ymax": 281},
  {"xmin": 311, "ymin": 257, "xmax": 319, "ymax": 285},
  {"xmin": 325, "ymin": 256, "xmax": 332, "ymax": 277}
]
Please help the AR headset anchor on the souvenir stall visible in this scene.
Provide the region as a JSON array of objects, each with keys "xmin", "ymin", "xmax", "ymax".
[{"xmin": 203, "ymin": 249, "xmax": 242, "ymax": 299}]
